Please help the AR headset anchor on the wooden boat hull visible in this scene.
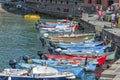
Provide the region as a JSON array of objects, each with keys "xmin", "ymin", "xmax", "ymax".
[
  {"xmin": 57, "ymin": 41, "xmax": 103, "ymax": 47},
  {"xmin": 47, "ymin": 34, "xmax": 94, "ymax": 42}
]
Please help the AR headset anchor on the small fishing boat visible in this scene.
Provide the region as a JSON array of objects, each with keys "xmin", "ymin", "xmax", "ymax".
[
  {"xmin": 0, "ymin": 66, "xmax": 75, "ymax": 80},
  {"xmin": 46, "ymin": 33, "xmax": 94, "ymax": 42},
  {"xmin": 40, "ymin": 23, "xmax": 78, "ymax": 33},
  {"xmin": 19, "ymin": 58, "xmax": 97, "ymax": 71},
  {"xmin": 17, "ymin": 58, "xmax": 96, "ymax": 79},
  {"xmin": 17, "ymin": 62, "xmax": 86, "ymax": 78},
  {"xmin": 17, "ymin": 63, "xmax": 40, "ymax": 69},
  {"xmin": 57, "ymin": 40, "xmax": 103, "ymax": 47},
  {"xmin": 47, "ymin": 38, "xmax": 100, "ymax": 47},
  {"xmin": 36, "ymin": 20, "xmax": 78, "ymax": 33},
  {"xmin": 58, "ymin": 43, "xmax": 107, "ymax": 50},
  {"xmin": 45, "ymin": 54, "xmax": 108, "ymax": 66},
  {"xmin": 61, "ymin": 44, "xmax": 111, "ymax": 55},
  {"xmin": 37, "ymin": 19, "xmax": 71, "ymax": 28}
]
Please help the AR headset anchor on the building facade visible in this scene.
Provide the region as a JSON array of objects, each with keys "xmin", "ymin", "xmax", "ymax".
[
  {"xmin": 84, "ymin": 0, "xmax": 120, "ymax": 7},
  {"xmin": 24, "ymin": 0, "xmax": 85, "ymax": 17}
]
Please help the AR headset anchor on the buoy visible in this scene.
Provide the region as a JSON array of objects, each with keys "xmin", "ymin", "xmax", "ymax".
[{"xmin": 24, "ymin": 14, "xmax": 40, "ymax": 20}]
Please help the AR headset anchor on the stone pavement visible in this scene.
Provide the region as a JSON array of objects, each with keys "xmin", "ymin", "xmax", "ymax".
[
  {"xmin": 100, "ymin": 59, "xmax": 120, "ymax": 80},
  {"xmin": 81, "ymin": 14, "xmax": 112, "ymax": 33}
]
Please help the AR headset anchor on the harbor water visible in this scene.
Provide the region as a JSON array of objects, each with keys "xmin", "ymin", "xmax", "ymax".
[{"xmin": 0, "ymin": 13, "xmax": 98, "ymax": 80}]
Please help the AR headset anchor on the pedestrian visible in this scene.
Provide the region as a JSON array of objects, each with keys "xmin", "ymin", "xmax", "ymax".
[
  {"xmin": 100, "ymin": 10, "xmax": 105, "ymax": 21},
  {"xmin": 114, "ymin": 13, "xmax": 119, "ymax": 27},
  {"xmin": 110, "ymin": 12, "xmax": 116, "ymax": 27},
  {"xmin": 98, "ymin": 9, "xmax": 102, "ymax": 21}
]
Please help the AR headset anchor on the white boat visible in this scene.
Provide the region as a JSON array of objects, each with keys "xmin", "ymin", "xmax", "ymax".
[
  {"xmin": 38, "ymin": 20, "xmax": 78, "ymax": 33},
  {"xmin": 0, "ymin": 66, "xmax": 75, "ymax": 80}
]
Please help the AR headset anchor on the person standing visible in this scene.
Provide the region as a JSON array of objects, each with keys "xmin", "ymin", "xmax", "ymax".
[
  {"xmin": 100, "ymin": 10, "xmax": 105, "ymax": 21},
  {"xmin": 98, "ymin": 9, "xmax": 102, "ymax": 21},
  {"xmin": 114, "ymin": 13, "xmax": 119, "ymax": 27},
  {"xmin": 110, "ymin": 12, "xmax": 116, "ymax": 27}
]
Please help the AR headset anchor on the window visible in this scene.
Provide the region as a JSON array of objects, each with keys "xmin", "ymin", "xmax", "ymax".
[
  {"xmin": 75, "ymin": 2, "xmax": 77, "ymax": 5},
  {"xmin": 88, "ymin": 0, "xmax": 92, "ymax": 4},
  {"xmin": 50, "ymin": 0, "xmax": 52, "ymax": 3},
  {"xmin": 55, "ymin": 1, "xmax": 57, "ymax": 4},
  {"xmin": 96, "ymin": 0, "xmax": 101, "ymax": 4},
  {"xmin": 66, "ymin": 1, "xmax": 68, "ymax": 4},
  {"xmin": 61, "ymin": 1, "xmax": 63, "ymax": 4}
]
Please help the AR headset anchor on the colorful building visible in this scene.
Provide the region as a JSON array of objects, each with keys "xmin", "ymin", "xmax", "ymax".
[{"xmin": 84, "ymin": 0, "xmax": 120, "ymax": 7}]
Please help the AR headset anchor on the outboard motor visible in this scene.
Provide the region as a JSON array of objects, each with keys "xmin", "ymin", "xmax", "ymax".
[
  {"xmin": 9, "ymin": 59, "xmax": 17, "ymax": 69},
  {"xmin": 39, "ymin": 37, "xmax": 46, "ymax": 46},
  {"xmin": 35, "ymin": 25, "xmax": 39, "ymax": 31},
  {"xmin": 48, "ymin": 47, "xmax": 54, "ymax": 54},
  {"xmin": 49, "ymin": 41, "xmax": 55, "ymax": 47},
  {"xmin": 37, "ymin": 51, "xmax": 44, "ymax": 59},
  {"xmin": 94, "ymin": 34, "xmax": 101, "ymax": 41},
  {"xmin": 43, "ymin": 55, "xmax": 48, "ymax": 60},
  {"xmin": 37, "ymin": 51, "xmax": 48, "ymax": 60},
  {"xmin": 94, "ymin": 34, "xmax": 99, "ymax": 41},
  {"xmin": 22, "ymin": 55, "xmax": 30, "ymax": 63}
]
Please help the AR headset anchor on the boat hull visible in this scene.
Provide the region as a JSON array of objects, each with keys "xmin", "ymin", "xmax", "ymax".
[{"xmin": 0, "ymin": 76, "xmax": 68, "ymax": 80}]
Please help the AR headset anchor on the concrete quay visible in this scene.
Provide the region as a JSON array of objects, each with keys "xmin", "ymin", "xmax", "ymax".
[
  {"xmin": 100, "ymin": 59, "xmax": 120, "ymax": 80},
  {"xmin": 79, "ymin": 14, "xmax": 120, "ymax": 49},
  {"xmin": 79, "ymin": 14, "xmax": 111, "ymax": 33}
]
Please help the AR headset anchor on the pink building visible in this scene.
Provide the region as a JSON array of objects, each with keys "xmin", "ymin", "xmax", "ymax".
[{"xmin": 84, "ymin": 0, "xmax": 120, "ymax": 7}]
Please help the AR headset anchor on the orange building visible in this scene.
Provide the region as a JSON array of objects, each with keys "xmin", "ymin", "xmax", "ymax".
[{"xmin": 84, "ymin": 0, "xmax": 120, "ymax": 7}]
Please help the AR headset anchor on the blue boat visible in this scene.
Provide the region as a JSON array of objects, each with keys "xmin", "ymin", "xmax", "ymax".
[
  {"xmin": 17, "ymin": 63, "xmax": 41, "ymax": 69},
  {"xmin": 52, "ymin": 65, "xmax": 85, "ymax": 78},
  {"xmin": 17, "ymin": 58, "xmax": 97, "ymax": 79},
  {"xmin": 0, "ymin": 66, "xmax": 75, "ymax": 80},
  {"xmin": 61, "ymin": 44, "xmax": 111, "ymax": 55},
  {"xmin": 32, "ymin": 59, "xmax": 97, "ymax": 71},
  {"xmin": 58, "ymin": 43, "xmax": 110, "ymax": 50},
  {"xmin": 31, "ymin": 59, "xmax": 70, "ymax": 66},
  {"xmin": 57, "ymin": 40, "xmax": 103, "ymax": 47},
  {"xmin": 17, "ymin": 63, "xmax": 86, "ymax": 78}
]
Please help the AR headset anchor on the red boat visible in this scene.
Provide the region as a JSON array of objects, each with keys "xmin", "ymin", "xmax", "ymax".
[{"xmin": 45, "ymin": 54, "xmax": 108, "ymax": 66}]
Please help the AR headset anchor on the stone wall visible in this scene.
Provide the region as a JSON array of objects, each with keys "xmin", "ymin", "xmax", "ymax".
[{"xmin": 79, "ymin": 18, "xmax": 96, "ymax": 33}]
